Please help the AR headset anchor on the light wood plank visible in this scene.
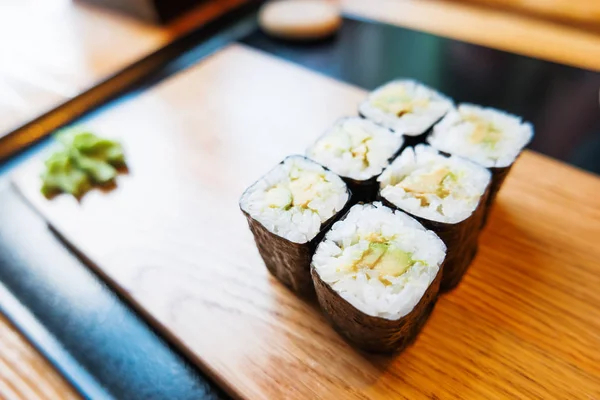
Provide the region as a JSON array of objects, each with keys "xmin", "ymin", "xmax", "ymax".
[
  {"xmin": 341, "ymin": 0, "xmax": 600, "ymax": 71},
  {"xmin": 13, "ymin": 44, "xmax": 600, "ymax": 400},
  {"xmin": 0, "ymin": 313, "xmax": 81, "ymax": 400},
  {"xmin": 457, "ymin": 0, "xmax": 600, "ymax": 26}
]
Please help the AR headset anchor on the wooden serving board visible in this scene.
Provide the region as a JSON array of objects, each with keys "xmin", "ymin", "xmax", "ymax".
[{"xmin": 14, "ymin": 44, "xmax": 600, "ymax": 399}]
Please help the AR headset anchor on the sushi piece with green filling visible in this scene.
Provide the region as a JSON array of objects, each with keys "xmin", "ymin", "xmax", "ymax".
[
  {"xmin": 378, "ymin": 145, "xmax": 491, "ymax": 291},
  {"xmin": 359, "ymin": 79, "xmax": 453, "ymax": 146},
  {"xmin": 427, "ymin": 104, "xmax": 533, "ymax": 227},
  {"xmin": 240, "ymin": 155, "xmax": 351, "ymax": 296},
  {"xmin": 311, "ymin": 202, "xmax": 446, "ymax": 353},
  {"xmin": 306, "ymin": 117, "xmax": 403, "ymax": 203}
]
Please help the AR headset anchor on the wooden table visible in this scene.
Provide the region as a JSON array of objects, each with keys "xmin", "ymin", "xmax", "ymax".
[
  {"xmin": 455, "ymin": 0, "xmax": 600, "ymax": 29},
  {"xmin": 0, "ymin": 313, "xmax": 80, "ymax": 400},
  {"xmin": 3, "ymin": 0, "xmax": 600, "ymax": 398}
]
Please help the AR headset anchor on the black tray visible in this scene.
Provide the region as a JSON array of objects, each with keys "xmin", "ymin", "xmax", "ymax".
[{"xmin": 1, "ymin": 3, "xmax": 600, "ymax": 399}]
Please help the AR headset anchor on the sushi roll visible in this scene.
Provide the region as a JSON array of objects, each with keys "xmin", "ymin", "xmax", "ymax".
[
  {"xmin": 358, "ymin": 79, "xmax": 453, "ymax": 146},
  {"xmin": 306, "ymin": 117, "xmax": 403, "ymax": 203},
  {"xmin": 427, "ymin": 104, "xmax": 533, "ymax": 226},
  {"xmin": 240, "ymin": 155, "xmax": 351, "ymax": 296},
  {"xmin": 378, "ymin": 145, "xmax": 491, "ymax": 291},
  {"xmin": 311, "ymin": 202, "xmax": 446, "ymax": 353}
]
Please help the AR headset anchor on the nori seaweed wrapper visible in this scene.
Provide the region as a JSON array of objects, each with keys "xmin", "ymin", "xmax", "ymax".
[
  {"xmin": 242, "ymin": 210, "xmax": 315, "ymax": 296},
  {"xmin": 311, "ymin": 264, "xmax": 442, "ymax": 353},
  {"xmin": 242, "ymin": 209, "xmax": 350, "ymax": 296},
  {"xmin": 342, "ymin": 176, "xmax": 379, "ymax": 204},
  {"xmin": 380, "ymin": 188, "xmax": 489, "ymax": 292},
  {"xmin": 240, "ymin": 159, "xmax": 352, "ymax": 297},
  {"xmin": 481, "ymin": 165, "xmax": 511, "ymax": 228},
  {"xmin": 400, "ymin": 130, "xmax": 430, "ymax": 148}
]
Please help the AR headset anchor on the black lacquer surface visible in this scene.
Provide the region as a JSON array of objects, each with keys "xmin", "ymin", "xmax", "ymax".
[{"xmin": 242, "ymin": 18, "xmax": 600, "ymax": 174}]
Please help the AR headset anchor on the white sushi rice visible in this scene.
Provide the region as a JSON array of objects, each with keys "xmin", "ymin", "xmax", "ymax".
[
  {"xmin": 306, "ymin": 117, "xmax": 403, "ymax": 181},
  {"xmin": 240, "ymin": 156, "xmax": 349, "ymax": 244},
  {"xmin": 312, "ymin": 202, "xmax": 446, "ymax": 320},
  {"xmin": 359, "ymin": 80, "xmax": 453, "ymax": 136},
  {"xmin": 378, "ymin": 145, "xmax": 491, "ymax": 224},
  {"xmin": 427, "ymin": 103, "xmax": 534, "ymax": 168}
]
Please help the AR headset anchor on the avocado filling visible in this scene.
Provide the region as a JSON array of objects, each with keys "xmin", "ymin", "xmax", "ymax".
[
  {"xmin": 371, "ymin": 85, "xmax": 429, "ymax": 117},
  {"xmin": 395, "ymin": 167, "xmax": 457, "ymax": 208},
  {"xmin": 265, "ymin": 169, "xmax": 327, "ymax": 210},
  {"xmin": 350, "ymin": 138, "xmax": 372, "ymax": 168},
  {"xmin": 316, "ymin": 126, "xmax": 373, "ymax": 169},
  {"xmin": 339, "ymin": 242, "xmax": 420, "ymax": 285},
  {"xmin": 463, "ymin": 113, "xmax": 503, "ymax": 148}
]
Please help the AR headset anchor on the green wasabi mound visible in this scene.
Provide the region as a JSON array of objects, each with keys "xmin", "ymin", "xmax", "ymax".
[
  {"xmin": 41, "ymin": 150, "xmax": 91, "ymax": 198},
  {"xmin": 41, "ymin": 128, "xmax": 126, "ymax": 198}
]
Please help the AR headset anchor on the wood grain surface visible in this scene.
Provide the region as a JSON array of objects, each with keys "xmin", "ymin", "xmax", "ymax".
[
  {"xmin": 0, "ymin": 313, "xmax": 80, "ymax": 400},
  {"xmin": 455, "ymin": 0, "xmax": 600, "ymax": 27},
  {"xmin": 13, "ymin": 44, "xmax": 600, "ymax": 399}
]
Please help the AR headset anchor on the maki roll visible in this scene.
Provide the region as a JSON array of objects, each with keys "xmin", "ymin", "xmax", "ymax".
[
  {"xmin": 311, "ymin": 202, "xmax": 446, "ymax": 353},
  {"xmin": 240, "ymin": 155, "xmax": 351, "ymax": 296},
  {"xmin": 306, "ymin": 117, "xmax": 403, "ymax": 203},
  {"xmin": 358, "ymin": 79, "xmax": 453, "ymax": 146},
  {"xmin": 427, "ymin": 104, "xmax": 533, "ymax": 226},
  {"xmin": 378, "ymin": 145, "xmax": 491, "ymax": 291}
]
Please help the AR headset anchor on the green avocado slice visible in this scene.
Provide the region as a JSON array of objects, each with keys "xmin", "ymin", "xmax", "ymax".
[{"xmin": 349, "ymin": 242, "xmax": 419, "ymax": 283}]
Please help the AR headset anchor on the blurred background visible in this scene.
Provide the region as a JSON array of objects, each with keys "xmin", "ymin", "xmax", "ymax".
[
  {"xmin": 2, "ymin": 0, "xmax": 598, "ymax": 171},
  {"xmin": 458, "ymin": 0, "xmax": 600, "ymax": 29}
]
